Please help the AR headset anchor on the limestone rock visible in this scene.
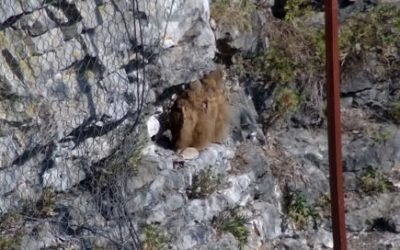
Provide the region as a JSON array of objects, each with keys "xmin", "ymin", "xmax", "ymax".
[{"xmin": 181, "ymin": 147, "xmax": 200, "ymax": 160}]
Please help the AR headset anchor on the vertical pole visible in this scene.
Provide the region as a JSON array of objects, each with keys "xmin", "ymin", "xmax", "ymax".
[{"xmin": 324, "ymin": 0, "xmax": 347, "ymax": 249}]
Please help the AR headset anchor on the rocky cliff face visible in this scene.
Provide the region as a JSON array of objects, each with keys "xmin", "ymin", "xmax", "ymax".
[
  {"xmin": 0, "ymin": 0, "xmax": 215, "ymax": 201},
  {"xmin": 0, "ymin": 0, "xmax": 399, "ymax": 249}
]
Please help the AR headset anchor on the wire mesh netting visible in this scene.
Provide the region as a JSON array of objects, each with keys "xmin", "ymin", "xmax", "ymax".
[{"xmin": 0, "ymin": 0, "xmax": 180, "ymax": 249}]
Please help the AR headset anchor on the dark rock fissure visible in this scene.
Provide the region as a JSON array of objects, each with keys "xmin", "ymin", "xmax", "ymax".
[
  {"xmin": 1, "ymin": 49, "xmax": 25, "ymax": 82},
  {"xmin": 76, "ymin": 55, "xmax": 105, "ymax": 76},
  {"xmin": 0, "ymin": 14, "xmax": 24, "ymax": 30},
  {"xmin": 12, "ymin": 144, "xmax": 46, "ymax": 166},
  {"xmin": 370, "ymin": 218, "xmax": 397, "ymax": 233},
  {"xmin": 215, "ymin": 37, "xmax": 240, "ymax": 66},
  {"xmin": 75, "ymin": 56, "xmax": 105, "ymax": 118},
  {"xmin": 58, "ymin": 112, "xmax": 133, "ymax": 147},
  {"xmin": 125, "ymin": 58, "xmax": 146, "ymax": 73},
  {"xmin": 38, "ymin": 142, "xmax": 56, "ymax": 184},
  {"xmin": 341, "ymin": 87, "xmax": 374, "ymax": 97},
  {"xmin": 47, "ymin": 0, "xmax": 82, "ymax": 26}
]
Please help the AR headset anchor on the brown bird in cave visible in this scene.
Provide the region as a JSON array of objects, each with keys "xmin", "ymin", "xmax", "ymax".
[{"xmin": 168, "ymin": 67, "xmax": 230, "ymax": 150}]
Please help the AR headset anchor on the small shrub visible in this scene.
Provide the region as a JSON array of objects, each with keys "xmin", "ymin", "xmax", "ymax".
[
  {"xmin": 0, "ymin": 237, "xmax": 19, "ymax": 250},
  {"xmin": 252, "ymin": 22, "xmax": 324, "ymax": 84},
  {"xmin": 370, "ymin": 128, "xmax": 392, "ymax": 144},
  {"xmin": 340, "ymin": 5, "xmax": 400, "ymax": 78},
  {"xmin": 93, "ymin": 245, "xmax": 107, "ymax": 250},
  {"xmin": 284, "ymin": 0, "xmax": 313, "ymax": 22},
  {"xmin": 36, "ymin": 188, "xmax": 56, "ymax": 217},
  {"xmin": 143, "ymin": 224, "xmax": 169, "ymax": 250},
  {"xmin": 231, "ymin": 54, "xmax": 249, "ymax": 79},
  {"xmin": 0, "ymin": 212, "xmax": 24, "ymax": 250},
  {"xmin": 187, "ymin": 168, "xmax": 221, "ymax": 199},
  {"xmin": 390, "ymin": 101, "xmax": 400, "ymax": 124},
  {"xmin": 212, "ymin": 207, "xmax": 249, "ymax": 248},
  {"xmin": 230, "ymin": 3, "xmax": 399, "ymax": 130},
  {"xmin": 273, "ymin": 87, "xmax": 300, "ymax": 117},
  {"xmin": 340, "ymin": 5, "xmax": 400, "ymax": 52},
  {"xmin": 259, "ymin": 47, "xmax": 296, "ymax": 84},
  {"xmin": 83, "ymin": 69, "xmax": 96, "ymax": 81},
  {"xmin": 109, "ymin": 133, "xmax": 147, "ymax": 176},
  {"xmin": 210, "ymin": 0, "xmax": 256, "ymax": 31},
  {"xmin": 127, "ymin": 140, "xmax": 146, "ymax": 175},
  {"xmin": 317, "ymin": 192, "xmax": 330, "ymax": 209},
  {"xmin": 284, "ymin": 190, "xmax": 318, "ymax": 229},
  {"xmin": 315, "ymin": 192, "xmax": 331, "ymax": 218},
  {"xmin": 0, "ymin": 212, "xmax": 23, "ymax": 232},
  {"xmin": 360, "ymin": 167, "xmax": 393, "ymax": 194},
  {"xmin": 249, "ymin": 21, "xmax": 325, "ymax": 126}
]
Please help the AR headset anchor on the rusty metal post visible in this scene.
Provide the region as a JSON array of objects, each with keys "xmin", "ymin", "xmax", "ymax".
[{"xmin": 324, "ymin": 0, "xmax": 348, "ymax": 249}]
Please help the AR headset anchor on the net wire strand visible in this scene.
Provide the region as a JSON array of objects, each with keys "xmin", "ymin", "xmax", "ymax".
[{"xmin": 0, "ymin": 0, "xmax": 176, "ymax": 249}]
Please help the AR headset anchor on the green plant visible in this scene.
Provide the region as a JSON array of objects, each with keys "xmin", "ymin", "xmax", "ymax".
[
  {"xmin": 83, "ymin": 69, "xmax": 96, "ymax": 81},
  {"xmin": 391, "ymin": 101, "xmax": 400, "ymax": 124},
  {"xmin": 0, "ymin": 212, "xmax": 24, "ymax": 250},
  {"xmin": 0, "ymin": 31, "xmax": 9, "ymax": 48},
  {"xmin": 0, "ymin": 212, "xmax": 23, "ymax": 231},
  {"xmin": 93, "ymin": 245, "xmax": 107, "ymax": 250},
  {"xmin": 341, "ymin": 5, "xmax": 400, "ymax": 49},
  {"xmin": 284, "ymin": 190, "xmax": 318, "ymax": 229},
  {"xmin": 143, "ymin": 224, "xmax": 169, "ymax": 250},
  {"xmin": 315, "ymin": 192, "xmax": 331, "ymax": 218},
  {"xmin": 18, "ymin": 59, "xmax": 35, "ymax": 81},
  {"xmin": 253, "ymin": 19, "xmax": 325, "ymax": 86},
  {"xmin": 0, "ymin": 237, "xmax": 20, "ymax": 250},
  {"xmin": 340, "ymin": 5, "xmax": 400, "ymax": 78},
  {"xmin": 212, "ymin": 207, "xmax": 249, "ymax": 248},
  {"xmin": 239, "ymin": 19, "xmax": 326, "ymax": 127},
  {"xmin": 317, "ymin": 192, "xmax": 330, "ymax": 209},
  {"xmin": 231, "ymin": 54, "xmax": 249, "ymax": 79},
  {"xmin": 36, "ymin": 188, "xmax": 56, "ymax": 217},
  {"xmin": 260, "ymin": 46, "xmax": 297, "ymax": 84},
  {"xmin": 228, "ymin": 3, "xmax": 399, "ymax": 130},
  {"xmin": 111, "ymin": 133, "xmax": 147, "ymax": 176},
  {"xmin": 308, "ymin": 28, "xmax": 325, "ymax": 65},
  {"xmin": 284, "ymin": 0, "xmax": 313, "ymax": 22},
  {"xmin": 360, "ymin": 167, "xmax": 393, "ymax": 194},
  {"xmin": 273, "ymin": 87, "xmax": 300, "ymax": 116},
  {"xmin": 370, "ymin": 128, "xmax": 392, "ymax": 144},
  {"xmin": 210, "ymin": 0, "xmax": 256, "ymax": 31},
  {"xmin": 127, "ymin": 139, "xmax": 146, "ymax": 174},
  {"xmin": 187, "ymin": 168, "xmax": 221, "ymax": 199}
]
